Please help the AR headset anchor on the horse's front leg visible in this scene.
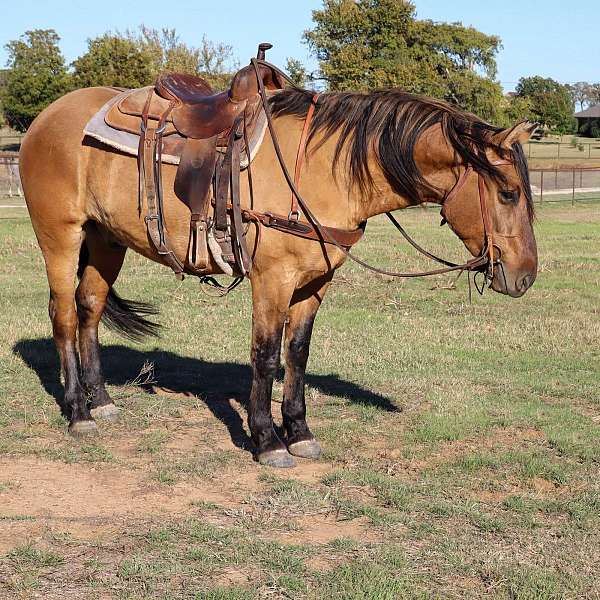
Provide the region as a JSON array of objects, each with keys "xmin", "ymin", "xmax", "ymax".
[
  {"xmin": 249, "ymin": 271, "xmax": 296, "ymax": 468},
  {"xmin": 282, "ymin": 275, "xmax": 332, "ymax": 459}
]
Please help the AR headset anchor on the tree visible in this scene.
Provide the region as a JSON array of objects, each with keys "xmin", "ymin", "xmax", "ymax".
[
  {"xmin": 128, "ymin": 27, "xmax": 236, "ymax": 90},
  {"xmin": 71, "ymin": 34, "xmax": 154, "ymax": 89},
  {"xmin": 285, "ymin": 58, "xmax": 308, "ymax": 87},
  {"xmin": 498, "ymin": 95, "xmax": 535, "ymax": 129},
  {"xmin": 196, "ymin": 36, "xmax": 236, "ymax": 90},
  {"xmin": 515, "ymin": 76, "xmax": 575, "ymax": 133},
  {"xmin": 1, "ymin": 29, "xmax": 70, "ymax": 131},
  {"xmin": 589, "ymin": 84, "xmax": 600, "ymax": 106},
  {"xmin": 303, "ymin": 0, "xmax": 505, "ymax": 122},
  {"xmin": 569, "ymin": 82, "xmax": 594, "ymax": 111}
]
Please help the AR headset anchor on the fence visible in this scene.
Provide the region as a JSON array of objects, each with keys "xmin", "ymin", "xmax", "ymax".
[
  {"xmin": 526, "ymin": 141, "xmax": 600, "ymax": 161},
  {"xmin": 0, "ymin": 152, "xmax": 22, "ymax": 197},
  {"xmin": 1, "ymin": 154, "xmax": 599, "ymax": 207},
  {"xmin": 529, "ymin": 167, "xmax": 600, "ymax": 204},
  {"xmin": 0, "ymin": 135, "xmax": 24, "ymax": 151}
]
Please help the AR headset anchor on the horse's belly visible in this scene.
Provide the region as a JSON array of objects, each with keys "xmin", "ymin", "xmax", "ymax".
[{"xmin": 86, "ymin": 148, "xmax": 193, "ymax": 265}]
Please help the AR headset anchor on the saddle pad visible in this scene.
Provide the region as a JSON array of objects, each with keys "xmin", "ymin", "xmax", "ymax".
[
  {"xmin": 84, "ymin": 91, "xmax": 183, "ymax": 164},
  {"xmin": 107, "ymin": 86, "xmax": 179, "ymax": 137},
  {"xmin": 83, "ymin": 89, "xmax": 268, "ymax": 168}
]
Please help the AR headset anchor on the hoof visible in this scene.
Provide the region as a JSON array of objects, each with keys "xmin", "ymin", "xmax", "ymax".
[
  {"xmin": 68, "ymin": 420, "xmax": 98, "ymax": 437},
  {"xmin": 258, "ymin": 448, "xmax": 296, "ymax": 468},
  {"xmin": 288, "ymin": 439, "xmax": 323, "ymax": 459},
  {"xmin": 90, "ymin": 404, "xmax": 120, "ymax": 421}
]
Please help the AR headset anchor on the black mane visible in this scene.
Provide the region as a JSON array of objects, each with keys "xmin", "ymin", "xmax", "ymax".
[{"xmin": 270, "ymin": 89, "xmax": 534, "ymax": 219}]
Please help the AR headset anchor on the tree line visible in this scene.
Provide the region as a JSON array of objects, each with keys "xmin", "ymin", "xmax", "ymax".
[
  {"xmin": 0, "ymin": 27, "xmax": 236, "ymax": 131},
  {"xmin": 1, "ymin": 1, "xmax": 595, "ymax": 136}
]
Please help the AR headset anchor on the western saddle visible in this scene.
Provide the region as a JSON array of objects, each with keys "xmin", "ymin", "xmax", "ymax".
[{"xmin": 104, "ymin": 43, "xmax": 364, "ymax": 283}]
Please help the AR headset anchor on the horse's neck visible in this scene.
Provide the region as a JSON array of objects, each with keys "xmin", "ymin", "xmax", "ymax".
[
  {"xmin": 250, "ymin": 116, "xmax": 362, "ymax": 230},
  {"xmin": 253, "ymin": 115, "xmax": 432, "ymax": 229}
]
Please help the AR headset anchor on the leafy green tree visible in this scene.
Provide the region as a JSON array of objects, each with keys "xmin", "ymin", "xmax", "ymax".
[
  {"xmin": 128, "ymin": 27, "xmax": 235, "ymax": 89},
  {"xmin": 1, "ymin": 29, "xmax": 70, "ymax": 131},
  {"xmin": 515, "ymin": 76, "xmax": 575, "ymax": 133},
  {"xmin": 195, "ymin": 35, "xmax": 236, "ymax": 90},
  {"xmin": 130, "ymin": 26, "xmax": 200, "ymax": 76},
  {"xmin": 303, "ymin": 0, "xmax": 504, "ymax": 121},
  {"xmin": 497, "ymin": 94, "xmax": 535, "ymax": 129},
  {"xmin": 71, "ymin": 34, "xmax": 154, "ymax": 89},
  {"xmin": 285, "ymin": 58, "xmax": 308, "ymax": 87}
]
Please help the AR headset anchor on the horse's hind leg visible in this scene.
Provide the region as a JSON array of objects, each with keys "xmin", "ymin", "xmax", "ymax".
[
  {"xmin": 282, "ymin": 276, "xmax": 332, "ymax": 459},
  {"xmin": 76, "ymin": 223, "xmax": 126, "ymax": 420},
  {"xmin": 43, "ymin": 226, "xmax": 97, "ymax": 435}
]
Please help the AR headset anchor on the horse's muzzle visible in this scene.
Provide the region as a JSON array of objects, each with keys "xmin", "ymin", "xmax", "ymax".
[{"xmin": 491, "ymin": 263, "xmax": 537, "ymax": 298}]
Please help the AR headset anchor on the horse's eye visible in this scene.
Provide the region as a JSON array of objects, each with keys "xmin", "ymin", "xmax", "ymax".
[{"xmin": 499, "ymin": 189, "xmax": 518, "ymax": 204}]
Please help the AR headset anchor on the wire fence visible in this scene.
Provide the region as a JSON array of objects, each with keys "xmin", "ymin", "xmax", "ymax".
[
  {"xmin": 1, "ymin": 154, "xmax": 599, "ymax": 208},
  {"xmin": 0, "ymin": 135, "xmax": 24, "ymax": 151},
  {"xmin": 526, "ymin": 141, "xmax": 600, "ymax": 161},
  {"xmin": 529, "ymin": 167, "xmax": 600, "ymax": 204},
  {"xmin": 0, "ymin": 152, "xmax": 22, "ymax": 198}
]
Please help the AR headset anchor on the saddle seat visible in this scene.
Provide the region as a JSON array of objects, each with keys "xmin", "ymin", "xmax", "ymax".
[
  {"xmin": 155, "ymin": 63, "xmax": 285, "ymax": 139},
  {"xmin": 155, "ymin": 72, "xmax": 213, "ymax": 104}
]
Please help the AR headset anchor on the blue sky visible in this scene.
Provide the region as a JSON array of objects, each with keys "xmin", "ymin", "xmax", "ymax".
[{"xmin": 1, "ymin": 1, "xmax": 598, "ymax": 91}]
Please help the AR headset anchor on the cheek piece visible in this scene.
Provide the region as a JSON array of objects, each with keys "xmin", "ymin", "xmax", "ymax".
[{"xmin": 441, "ymin": 159, "xmax": 513, "ymax": 286}]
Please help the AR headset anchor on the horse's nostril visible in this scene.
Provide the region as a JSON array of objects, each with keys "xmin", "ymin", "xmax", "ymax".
[{"xmin": 519, "ymin": 275, "xmax": 533, "ymax": 291}]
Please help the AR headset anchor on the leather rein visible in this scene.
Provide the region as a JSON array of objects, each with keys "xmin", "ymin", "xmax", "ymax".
[{"xmin": 248, "ymin": 58, "xmax": 513, "ymax": 283}]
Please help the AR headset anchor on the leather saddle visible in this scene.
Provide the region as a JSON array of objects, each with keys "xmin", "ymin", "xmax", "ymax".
[{"xmin": 104, "ymin": 43, "xmax": 284, "ymax": 279}]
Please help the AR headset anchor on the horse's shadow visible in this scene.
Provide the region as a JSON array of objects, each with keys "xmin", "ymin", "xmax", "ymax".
[{"xmin": 13, "ymin": 338, "xmax": 398, "ymax": 452}]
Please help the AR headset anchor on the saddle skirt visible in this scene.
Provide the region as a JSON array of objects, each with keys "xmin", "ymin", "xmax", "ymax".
[{"xmin": 83, "ymin": 86, "xmax": 269, "ymax": 169}]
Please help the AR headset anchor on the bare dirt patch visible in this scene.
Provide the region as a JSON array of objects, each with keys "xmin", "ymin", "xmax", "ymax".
[
  {"xmin": 284, "ymin": 515, "xmax": 380, "ymax": 545},
  {"xmin": 420, "ymin": 426, "xmax": 546, "ymax": 469}
]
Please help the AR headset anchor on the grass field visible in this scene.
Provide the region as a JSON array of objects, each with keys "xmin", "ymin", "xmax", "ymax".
[{"xmin": 0, "ymin": 200, "xmax": 599, "ymax": 599}]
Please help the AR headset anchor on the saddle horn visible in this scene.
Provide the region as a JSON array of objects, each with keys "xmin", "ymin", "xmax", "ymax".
[{"xmin": 257, "ymin": 43, "xmax": 273, "ymax": 60}]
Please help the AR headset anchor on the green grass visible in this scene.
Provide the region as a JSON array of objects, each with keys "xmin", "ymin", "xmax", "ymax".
[{"xmin": 0, "ymin": 200, "xmax": 599, "ymax": 598}]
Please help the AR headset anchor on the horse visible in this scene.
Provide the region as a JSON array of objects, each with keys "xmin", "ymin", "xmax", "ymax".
[{"xmin": 19, "ymin": 79, "xmax": 538, "ymax": 468}]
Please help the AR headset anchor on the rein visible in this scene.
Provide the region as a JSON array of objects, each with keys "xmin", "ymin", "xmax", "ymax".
[{"xmin": 250, "ymin": 58, "xmax": 511, "ymax": 282}]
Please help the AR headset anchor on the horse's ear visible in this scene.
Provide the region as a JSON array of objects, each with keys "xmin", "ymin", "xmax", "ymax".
[{"xmin": 492, "ymin": 121, "xmax": 538, "ymax": 148}]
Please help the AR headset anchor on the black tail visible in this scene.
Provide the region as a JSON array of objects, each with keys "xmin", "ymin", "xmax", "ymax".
[
  {"xmin": 78, "ymin": 243, "xmax": 161, "ymax": 342},
  {"xmin": 102, "ymin": 289, "xmax": 161, "ymax": 342}
]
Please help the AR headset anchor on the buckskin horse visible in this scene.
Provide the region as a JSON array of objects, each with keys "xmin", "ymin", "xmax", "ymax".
[{"xmin": 19, "ymin": 48, "xmax": 537, "ymax": 468}]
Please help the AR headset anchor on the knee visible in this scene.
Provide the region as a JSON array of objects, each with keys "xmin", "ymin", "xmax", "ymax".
[
  {"xmin": 75, "ymin": 287, "xmax": 104, "ymax": 323},
  {"xmin": 48, "ymin": 293, "xmax": 78, "ymax": 336}
]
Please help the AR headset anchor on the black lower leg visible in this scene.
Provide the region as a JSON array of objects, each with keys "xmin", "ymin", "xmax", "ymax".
[
  {"xmin": 62, "ymin": 341, "xmax": 91, "ymax": 423},
  {"xmin": 248, "ymin": 334, "xmax": 286, "ymax": 455},
  {"xmin": 78, "ymin": 327, "xmax": 112, "ymax": 409},
  {"xmin": 77, "ymin": 283, "xmax": 112, "ymax": 410},
  {"xmin": 282, "ymin": 318, "xmax": 315, "ymax": 444},
  {"xmin": 50, "ymin": 295, "xmax": 92, "ymax": 426}
]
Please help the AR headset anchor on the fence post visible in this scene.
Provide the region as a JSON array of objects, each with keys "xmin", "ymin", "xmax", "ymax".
[
  {"xmin": 540, "ymin": 171, "xmax": 544, "ymax": 203},
  {"xmin": 589, "ymin": 144, "xmax": 592, "ymax": 159},
  {"xmin": 572, "ymin": 170, "xmax": 576, "ymax": 206},
  {"xmin": 557, "ymin": 144, "xmax": 561, "ymax": 160}
]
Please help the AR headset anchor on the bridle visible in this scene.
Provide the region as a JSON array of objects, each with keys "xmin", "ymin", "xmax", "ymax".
[{"xmin": 249, "ymin": 58, "xmax": 513, "ymax": 286}]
